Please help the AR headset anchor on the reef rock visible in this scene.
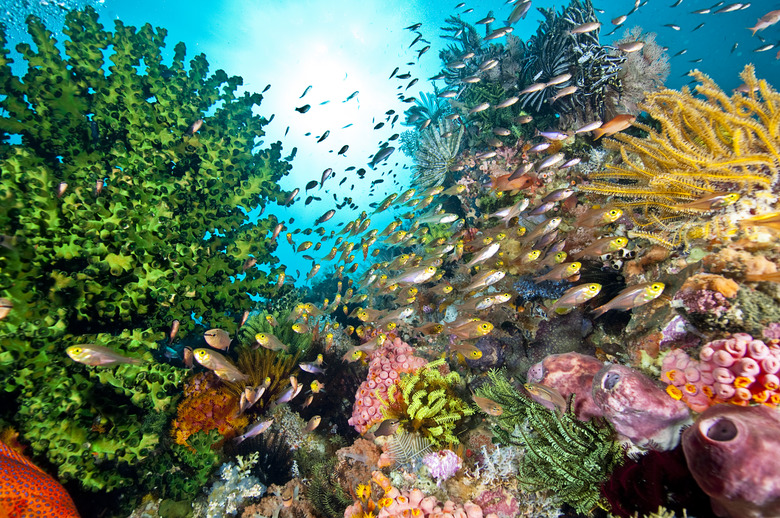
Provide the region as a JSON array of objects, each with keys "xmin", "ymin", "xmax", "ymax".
[
  {"xmin": 592, "ymin": 364, "xmax": 691, "ymax": 450},
  {"xmin": 682, "ymin": 404, "xmax": 780, "ymax": 518},
  {"xmin": 526, "ymin": 352, "xmax": 604, "ymax": 420}
]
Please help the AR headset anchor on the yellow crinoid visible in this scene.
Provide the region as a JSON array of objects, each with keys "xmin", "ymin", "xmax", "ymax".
[{"xmin": 581, "ymin": 64, "xmax": 779, "ymax": 249}]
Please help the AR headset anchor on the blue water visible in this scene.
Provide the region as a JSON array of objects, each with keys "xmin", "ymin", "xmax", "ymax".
[{"xmin": 2, "ymin": 0, "xmax": 778, "ymax": 284}]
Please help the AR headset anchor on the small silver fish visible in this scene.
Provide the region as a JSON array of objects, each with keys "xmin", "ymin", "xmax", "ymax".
[{"xmin": 234, "ymin": 419, "xmax": 273, "ymax": 444}]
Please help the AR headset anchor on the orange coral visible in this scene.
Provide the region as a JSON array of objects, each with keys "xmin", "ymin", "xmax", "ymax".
[
  {"xmin": 170, "ymin": 372, "xmax": 248, "ymax": 447},
  {"xmin": 703, "ymin": 248, "xmax": 778, "ymax": 280},
  {"xmin": 679, "ymin": 273, "xmax": 740, "ymax": 299}
]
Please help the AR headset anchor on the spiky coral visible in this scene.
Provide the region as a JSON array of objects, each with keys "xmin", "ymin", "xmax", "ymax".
[
  {"xmin": 581, "ymin": 65, "xmax": 779, "ymax": 249},
  {"xmin": 380, "ymin": 358, "xmax": 474, "ymax": 446},
  {"xmin": 413, "ymin": 120, "xmax": 464, "ymax": 189},
  {"xmin": 476, "ymin": 369, "xmax": 623, "ymax": 515}
]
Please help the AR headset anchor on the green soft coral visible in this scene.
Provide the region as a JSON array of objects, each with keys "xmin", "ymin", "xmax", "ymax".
[
  {"xmin": 476, "ymin": 369, "xmax": 624, "ymax": 514},
  {"xmin": 0, "ymin": 7, "xmax": 294, "ymax": 495}
]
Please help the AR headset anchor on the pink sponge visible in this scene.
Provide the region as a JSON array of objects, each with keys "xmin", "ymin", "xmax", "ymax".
[
  {"xmin": 348, "ymin": 337, "xmax": 427, "ymax": 434},
  {"xmin": 662, "ymin": 332, "xmax": 780, "ymax": 411}
]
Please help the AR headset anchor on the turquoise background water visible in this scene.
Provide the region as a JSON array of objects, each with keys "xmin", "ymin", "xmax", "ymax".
[{"xmin": 2, "ymin": 0, "xmax": 778, "ymax": 285}]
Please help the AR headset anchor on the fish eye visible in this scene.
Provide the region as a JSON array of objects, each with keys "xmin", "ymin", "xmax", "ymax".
[
  {"xmin": 609, "ymin": 209, "xmax": 620, "ymax": 217},
  {"xmin": 71, "ymin": 347, "xmax": 82, "ymax": 354},
  {"xmin": 652, "ymin": 283, "xmax": 664, "ymax": 291},
  {"xmin": 480, "ymin": 323, "xmax": 491, "ymax": 331},
  {"xmin": 471, "ymin": 351, "xmax": 483, "ymax": 359}
]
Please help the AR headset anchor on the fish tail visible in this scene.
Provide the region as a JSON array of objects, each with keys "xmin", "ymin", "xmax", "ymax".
[
  {"xmin": 592, "ymin": 128, "xmax": 606, "ymax": 140},
  {"xmin": 591, "ymin": 306, "xmax": 607, "ymax": 319}
]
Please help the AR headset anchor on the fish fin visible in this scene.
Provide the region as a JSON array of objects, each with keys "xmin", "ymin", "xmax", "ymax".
[{"xmin": 592, "ymin": 128, "xmax": 605, "ymax": 140}]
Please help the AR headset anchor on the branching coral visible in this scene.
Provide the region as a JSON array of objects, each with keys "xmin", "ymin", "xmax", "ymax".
[
  {"xmin": 581, "ymin": 65, "xmax": 779, "ymax": 250},
  {"xmin": 379, "ymin": 358, "xmax": 474, "ymax": 446},
  {"xmin": 476, "ymin": 369, "xmax": 623, "ymax": 515},
  {"xmin": 413, "ymin": 119, "xmax": 464, "ymax": 189}
]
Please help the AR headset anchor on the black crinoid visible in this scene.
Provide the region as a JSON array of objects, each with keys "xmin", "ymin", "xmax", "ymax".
[{"xmin": 519, "ymin": 0, "xmax": 625, "ymax": 126}]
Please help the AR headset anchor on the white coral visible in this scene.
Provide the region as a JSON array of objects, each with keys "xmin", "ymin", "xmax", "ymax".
[
  {"xmin": 472, "ymin": 444, "xmax": 522, "ymax": 486},
  {"xmin": 192, "ymin": 453, "xmax": 266, "ymax": 518}
]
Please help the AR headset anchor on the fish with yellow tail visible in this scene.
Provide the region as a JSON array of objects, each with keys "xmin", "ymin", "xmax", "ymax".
[
  {"xmin": 548, "ymin": 283, "xmax": 602, "ymax": 315},
  {"xmin": 193, "ymin": 349, "xmax": 247, "ymax": 382},
  {"xmin": 738, "ymin": 211, "xmax": 780, "ymax": 231},
  {"xmin": 66, "ymin": 344, "xmax": 143, "ymax": 367},
  {"xmin": 412, "ymin": 322, "xmax": 444, "ymax": 336},
  {"xmin": 342, "ymin": 333, "xmax": 387, "ymax": 362},
  {"xmin": 591, "ymin": 282, "xmax": 665, "ymax": 318},
  {"xmin": 672, "ymin": 192, "xmax": 740, "ymax": 212},
  {"xmin": 576, "ymin": 207, "xmax": 623, "ymax": 228}
]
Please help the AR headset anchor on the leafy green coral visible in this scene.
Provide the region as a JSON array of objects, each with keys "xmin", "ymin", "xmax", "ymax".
[
  {"xmin": 0, "ymin": 7, "xmax": 293, "ymax": 493},
  {"xmin": 380, "ymin": 358, "xmax": 474, "ymax": 446},
  {"xmin": 0, "ymin": 8, "xmax": 290, "ymax": 341},
  {"xmin": 476, "ymin": 369, "xmax": 624, "ymax": 515}
]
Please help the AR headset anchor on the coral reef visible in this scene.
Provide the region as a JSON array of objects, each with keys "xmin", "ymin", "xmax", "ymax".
[
  {"xmin": 519, "ymin": 0, "xmax": 625, "ymax": 125},
  {"xmin": 476, "ymin": 369, "xmax": 623, "ymax": 514},
  {"xmin": 0, "ymin": 6, "xmax": 291, "ymax": 493},
  {"xmin": 581, "ymin": 65, "xmax": 779, "ymax": 249},
  {"xmin": 170, "ymin": 372, "xmax": 248, "ymax": 447},
  {"xmin": 592, "ymin": 363, "xmax": 691, "ymax": 451},
  {"xmin": 609, "ymin": 27, "xmax": 670, "ymax": 115},
  {"xmin": 662, "ymin": 332, "xmax": 780, "ymax": 411},
  {"xmin": 413, "ymin": 119, "xmax": 465, "ymax": 188},
  {"xmin": 422, "ymin": 449, "xmax": 462, "ymax": 486},
  {"xmin": 345, "ymin": 471, "xmax": 485, "ymax": 518},
  {"xmin": 682, "ymin": 404, "xmax": 780, "ymax": 518},
  {"xmin": 380, "ymin": 358, "xmax": 475, "ymax": 446},
  {"xmin": 192, "ymin": 453, "xmax": 266, "ymax": 518},
  {"xmin": 349, "ymin": 336, "xmax": 427, "ymax": 435}
]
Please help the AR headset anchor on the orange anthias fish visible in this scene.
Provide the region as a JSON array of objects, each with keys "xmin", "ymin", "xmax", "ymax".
[
  {"xmin": 0, "ymin": 440, "xmax": 80, "ymax": 517},
  {"xmin": 592, "ymin": 114, "xmax": 636, "ymax": 140}
]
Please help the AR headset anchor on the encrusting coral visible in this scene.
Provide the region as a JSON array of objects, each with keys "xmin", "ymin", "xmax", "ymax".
[{"xmin": 581, "ymin": 64, "xmax": 779, "ymax": 250}]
